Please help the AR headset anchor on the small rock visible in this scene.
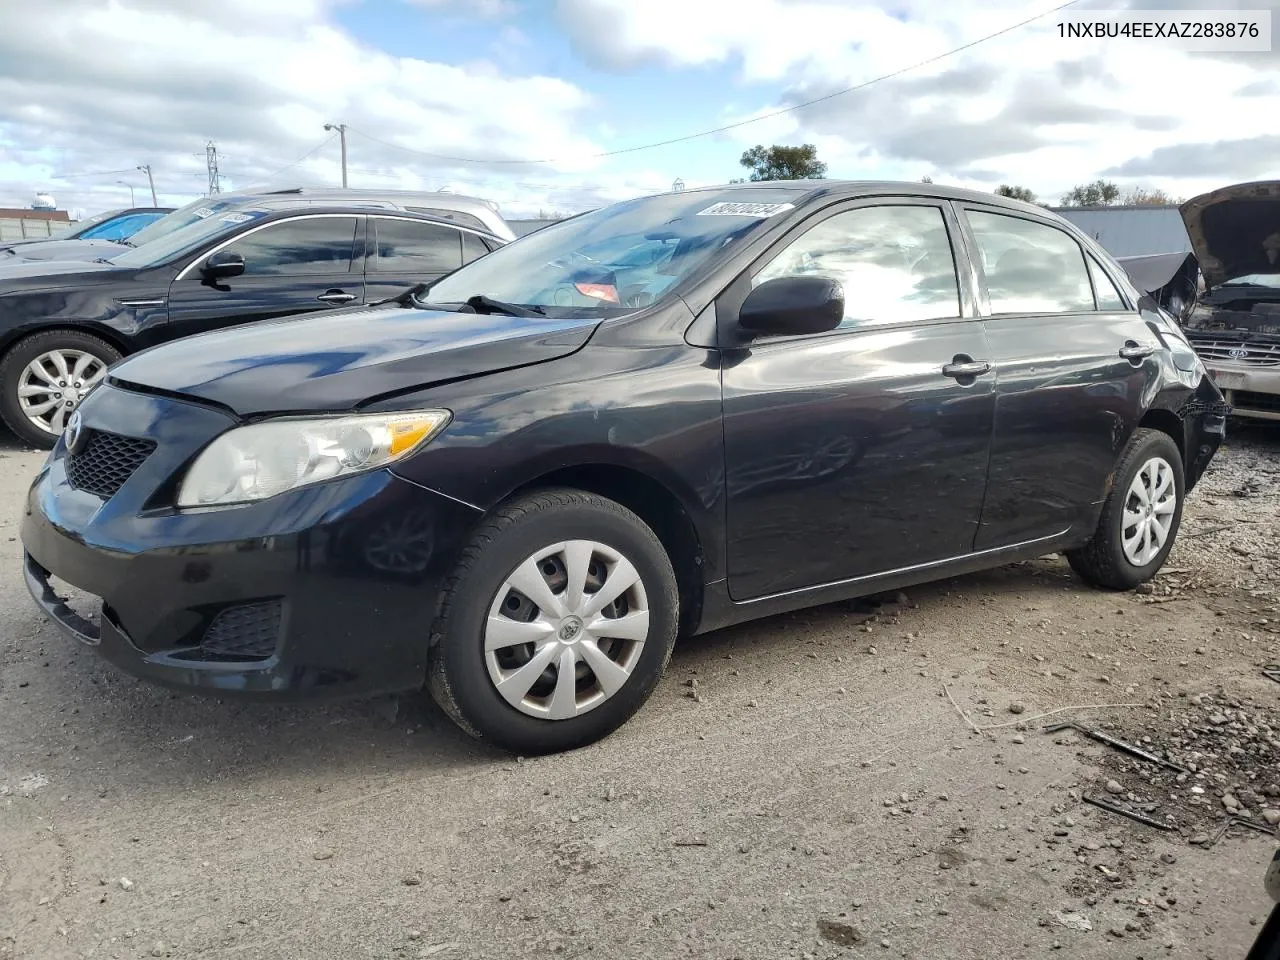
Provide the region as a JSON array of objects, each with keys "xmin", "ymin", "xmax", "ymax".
[
  {"xmin": 1009, "ymin": 702, "xmax": 1026, "ymax": 715},
  {"xmin": 1012, "ymin": 734, "xmax": 1026, "ymax": 744},
  {"xmin": 1190, "ymin": 834, "xmax": 1210, "ymax": 845},
  {"xmin": 1160, "ymin": 852, "xmax": 1177, "ymax": 865},
  {"xmin": 1263, "ymin": 809, "xmax": 1280, "ymax": 825},
  {"xmin": 312, "ymin": 851, "xmax": 333, "ymax": 861},
  {"xmin": 816, "ymin": 918, "xmax": 863, "ymax": 947},
  {"xmin": 402, "ymin": 876, "xmax": 421, "ymax": 886},
  {"xmin": 1125, "ymin": 920, "xmax": 1141, "ymax": 932},
  {"xmin": 408, "ymin": 930, "xmax": 422, "ymax": 941},
  {"xmin": 1108, "ymin": 925, "xmax": 1126, "ymax": 938},
  {"xmin": 118, "ymin": 877, "xmax": 134, "ymax": 891},
  {"xmin": 151, "ymin": 943, "xmax": 166, "ymax": 958},
  {"xmin": 1105, "ymin": 779, "xmax": 1124, "ymax": 795},
  {"xmin": 1209, "ymin": 713, "xmax": 1228, "ymax": 725},
  {"xmin": 1223, "ymin": 794, "xmax": 1240, "ymax": 810}
]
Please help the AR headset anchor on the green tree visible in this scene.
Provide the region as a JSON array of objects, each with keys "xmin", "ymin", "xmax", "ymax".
[
  {"xmin": 920, "ymin": 176, "xmax": 934, "ymax": 183},
  {"xmin": 1120, "ymin": 186, "xmax": 1181, "ymax": 206},
  {"xmin": 995, "ymin": 184, "xmax": 1036, "ymax": 203},
  {"xmin": 739, "ymin": 144, "xmax": 827, "ymax": 181},
  {"xmin": 1059, "ymin": 179, "xmax": 1121, "ymax": 207}
]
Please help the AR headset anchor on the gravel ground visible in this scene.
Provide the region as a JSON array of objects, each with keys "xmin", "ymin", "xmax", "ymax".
[{"xmin": 2, "ymin": 422, "xmax": 1279, "ymax": 960}]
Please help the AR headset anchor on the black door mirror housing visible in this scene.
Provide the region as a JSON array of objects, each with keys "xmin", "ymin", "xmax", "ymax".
[
  {"xmin": 202, "ymin": 250, "xmax": 245, "ymax": 281},
  {"xmin": 739, "ymin": 275, "xmax": 844, "ymax": 337}
]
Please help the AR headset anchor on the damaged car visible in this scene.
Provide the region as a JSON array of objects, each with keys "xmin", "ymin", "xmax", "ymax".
[
  {"xmin": 22, "ymin": 181, "xmax": 1228, "ymax": 754},
  {"xmin": 1178, "ymin": 180, "xmax": 1280, "ymax": 420}
]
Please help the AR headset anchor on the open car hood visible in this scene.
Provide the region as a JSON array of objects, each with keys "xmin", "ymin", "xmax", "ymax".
[
  {"xmin": 109, "ymin": 304, "xmax": 601, "ymax": 416},
  {"xmin": 1180, "ymin": 180, "xmax": 1280, "ymax": 289}
]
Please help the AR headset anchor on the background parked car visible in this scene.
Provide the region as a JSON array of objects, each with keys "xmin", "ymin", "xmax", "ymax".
[
  {"xmin": 0, "ymin": 187, "xmax": 514, "ymax": 264},
  {"xmin": 0, "ymin": 199, "xmax": 507, "ymax": 447},
  {"xmin": 0, "ymin": 206, "xmax": 174, "ymax": 256}
]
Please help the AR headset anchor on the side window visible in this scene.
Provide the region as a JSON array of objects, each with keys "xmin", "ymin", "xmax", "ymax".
[
  {"xmin": 1087, "ymin": 255, "xmax": 1126, "ymax": 310},
  {"xmin": 461, "ymin": 231, "xmax": 489, "ymax": 264},
  {"xmin": 222, "ymin": 217, "xmax": 358, "ymax": 276},
  {"xmin": 966, "ymin": 211, "xmax": 1094, "ymax": 314},
  {"xmin": 374, "ymin": 219, "xmax": 463, "ymax": 273},
  {"xmin": 753, "ymin": 204, "xmax": 960, "ymax": 328}
]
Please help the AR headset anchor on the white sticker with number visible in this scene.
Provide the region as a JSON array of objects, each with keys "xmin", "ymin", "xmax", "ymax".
[
  {"xmin": 696, "ymin": 201, "xmax": 795, "ymax": 218},
  {"xmin": 193, "ymin": 207, "xmax": 215, "ymax": 218},
  {"xmin": 220, "ymin": 213, "xmax": 254, "ymax": 224}
]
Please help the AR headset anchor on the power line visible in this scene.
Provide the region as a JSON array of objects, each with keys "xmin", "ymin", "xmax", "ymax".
[
  {"xmin": 49, "ymin": 167, "xmax": 139, "ymax": 179},
  {"xmin": 258, "ymin": 134, "xmax": 339, "ymax": 182},
  {"xmin": 347, "ymin": 0, "xmax": 1083, "ymax": 166}
]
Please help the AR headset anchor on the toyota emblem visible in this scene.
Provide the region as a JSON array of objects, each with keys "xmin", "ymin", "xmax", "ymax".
[
  {"xmin": 64, "ymin": 410, "xmax": 85, "ymax": 454},
  {"xmin": 1228, "ymin": 347, "xmax": 1249, "ymax": 360}
]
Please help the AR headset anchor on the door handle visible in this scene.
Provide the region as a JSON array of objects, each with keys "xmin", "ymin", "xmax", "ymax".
[
  {"xmin": 317, "ymin": 290, "xmax": 357, "ymax": 304},
  {"xmin": 1119, "ymin": 341, "xmax": 1155, "ymax": 361},
  {"xmin": 941, "ymin": 358, "xmax": 992, "ymax": 379}
]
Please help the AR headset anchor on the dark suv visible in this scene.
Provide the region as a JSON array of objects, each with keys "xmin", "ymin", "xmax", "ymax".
[
  {"xmin": 0, "ymin": 199, "xmax": 506, "ymax": 447},
  {"xmin": 22, "ymin": 181, "xmax": 1227, "ymax": 755}
]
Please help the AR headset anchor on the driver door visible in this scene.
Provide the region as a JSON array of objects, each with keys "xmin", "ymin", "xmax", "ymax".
[{"xmin": 160, "ymin": 214, "xmax": 365, "ymax": 347}]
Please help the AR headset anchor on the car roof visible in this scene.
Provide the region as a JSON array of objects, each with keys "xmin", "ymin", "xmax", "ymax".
[
  {"xmin": 672, "ymin": 179, "xmax": 1057, "ymax": 215},
  {"xmin": 205, "ymin": 186, "xmax": 512, "ymax": 233},
  {"xmin": 234, "ymin": 204, "xmax": 507, "ymax": 243}
]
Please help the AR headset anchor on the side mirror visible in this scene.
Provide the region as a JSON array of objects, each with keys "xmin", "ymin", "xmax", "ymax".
[
  {"xmin": 739, "ymin": 275, "xmax": 844, "ymax": 337},
  {"xmin": 202, "ymin": 250, "xmax": 245, "ymax": 280}
]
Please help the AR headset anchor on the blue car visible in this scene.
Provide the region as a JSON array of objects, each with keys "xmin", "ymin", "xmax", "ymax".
[{"xmin": 0, "ymin": 206, "xmax": 172, "ymax": 261}]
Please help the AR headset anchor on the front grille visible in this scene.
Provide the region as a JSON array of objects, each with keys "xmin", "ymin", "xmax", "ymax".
[
  {"xmin": 1188, "ymin": 338, "xmax": 1280, "ymax": 366},
  {"xmin": 65, "ymin": 430, "xmax": 157, "ymax": 499},
  {"xmin": 1228, "ymin": 390, "xmax": 1280, "ymax": 413},
  {"xmin": 200, "ymin": 600, "xmax": 283, "ymax": 660}
]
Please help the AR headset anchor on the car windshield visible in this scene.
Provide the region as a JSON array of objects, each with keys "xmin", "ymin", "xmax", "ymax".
[
  {"xmin": 67, "ymin": 208, "xmax": 123, "ymax": 236},
  {"xmin": 108, "ymin": 209, "xmax": 270, "ymax": 268},
  {"xmin": 1221, "ymin": 273, "xmax": 1280, "ymax": 288},
  {"xmin": 124, "ymin": 196, "xmax": 250, "ymax": 249},
  {"xmin": 420, "ymin": 189, "xmax": 804, "ymax": 316}
]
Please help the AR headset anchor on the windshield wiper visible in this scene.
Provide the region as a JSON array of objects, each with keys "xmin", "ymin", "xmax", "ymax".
[
  {"xmin": 112, "ymin": 239, "xmax": 135, "ymax": 247},
  {"xmin": 460, "ymin": 294, "xmax": 546, "ymax": 317}
]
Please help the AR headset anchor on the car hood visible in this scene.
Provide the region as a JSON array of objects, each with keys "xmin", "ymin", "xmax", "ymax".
[
  {"xmin": 0, "ymin": 258, "xmax": 127, "ymax": 288},
  {"xmin": 0, "ymin": 238, "xmax": 123, "ymax": 262},
  {"xmin": 109, "ymin": 304, "xmax": 602, "ymax": 416},
  {"xmin": 1180, "ymin": 180, "xmax": 1280, "ymax": 289}
]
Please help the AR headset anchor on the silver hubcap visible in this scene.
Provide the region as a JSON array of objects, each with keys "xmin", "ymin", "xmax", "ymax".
[
  {"xmin": 17, "ymin": 349, "xmax": 108, "ymax": 436},
  {"xmin": 1122, "ymin": 456, "xmax": 1177, "ymax": 567},
  {"xmin": 484, "ymin": 539, "xmax": 649, "ymax": 721}
]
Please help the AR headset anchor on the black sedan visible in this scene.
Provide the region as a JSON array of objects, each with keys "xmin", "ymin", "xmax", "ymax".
[
  {"xmin": 0, "ymin": 203, "xmax": 504, "ymax": 447},
  {"xmin": 22, "ymin": 181, "xmax": 1228, "ymax": 755}
]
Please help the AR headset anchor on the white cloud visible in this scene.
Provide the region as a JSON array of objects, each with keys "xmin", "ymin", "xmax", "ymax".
[{"xmin": 0, "ymin": 0, "xmax": 604, "ymax": 217}]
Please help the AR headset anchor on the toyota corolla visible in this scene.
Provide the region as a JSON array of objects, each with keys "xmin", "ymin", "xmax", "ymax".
[{"xmin": 22, "ymin": 181, "xmax": 1228, "ymax": 754}]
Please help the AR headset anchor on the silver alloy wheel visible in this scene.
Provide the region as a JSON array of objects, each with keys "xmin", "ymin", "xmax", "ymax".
[
  {"xmin": 484, "ymin": 539, "xmax": 650, "ymax": 721},
  {"xmin": 1121, "ymin": 456, "xmax": 1177, "ymax": 567},
  {"xmin": 17, "ymin": 349, "xmax": 108, "ymax": 436}
]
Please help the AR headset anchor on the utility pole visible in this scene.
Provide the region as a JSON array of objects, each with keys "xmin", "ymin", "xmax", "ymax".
[
  {"xmin": 136, "ymin": 164, "xmax": 157, "ymax": 205},
  {"xmin": 205, "ymin": 141, "xmax": 221, "ymax": 195},
  {"xmin": 324, "ymin": 123, "xmax": 348, "ymax": 188},
  {"xmin": 117, "ymin": 181, "xmax": 135, "ymax": 205}
]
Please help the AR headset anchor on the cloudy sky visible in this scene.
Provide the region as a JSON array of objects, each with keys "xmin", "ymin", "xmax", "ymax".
[{"xmin": 0, "ymin": 0, "xmax": 1276, "ymax": 220}]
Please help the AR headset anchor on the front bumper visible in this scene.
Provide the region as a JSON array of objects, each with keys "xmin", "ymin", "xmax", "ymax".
[
  {"xmin": 21, "ymin": 383, "xmax": 480, "ymax": 700},
  {"xmin": 1191, "ymin": 354, "xmax": 1280, "ymax": 421}
]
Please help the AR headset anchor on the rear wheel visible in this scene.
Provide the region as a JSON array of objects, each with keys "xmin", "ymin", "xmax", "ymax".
[
  {"xmin": 1067, "ymin": 428, "xmax": 1184, "ymax": 590},
  {"xmin": 0, "ymin": 330, "xmax": 121, "ymax": 448},
  {"xmin": 428, "ymin": 488, "xmax": 678, "ymax": 754}
]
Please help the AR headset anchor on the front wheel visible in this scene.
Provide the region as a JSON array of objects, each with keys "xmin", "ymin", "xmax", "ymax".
[
  {"xmin": 428, "ymin": 488, "xmax": 678, "ymax": 754},
  {"xmin": 0, "ymin": 330, "xmax": 121, "ymax": 449},
  {"xmin": 1067, "ymin": 428, "xmax": 1184, "ymax": 590}
]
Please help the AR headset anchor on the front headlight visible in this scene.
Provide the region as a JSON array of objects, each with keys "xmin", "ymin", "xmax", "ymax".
[{"xmin": 177, "ymin": 411, "xmax": 451, "ymax": 507}]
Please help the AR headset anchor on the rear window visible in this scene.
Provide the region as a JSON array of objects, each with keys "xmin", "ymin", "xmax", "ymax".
[{"xmin": 966, "ymin": 211, "xmax": 1094, "ymax": 314}]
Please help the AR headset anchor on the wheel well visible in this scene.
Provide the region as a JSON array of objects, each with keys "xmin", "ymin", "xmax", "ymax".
[
  {"xmin": 513, "ymin": 464, "xmax": 705, "ymax": 636},
  {"xmin": 1138, "ymin": 409, "xmax": 1185, "ymax": 467},
  {"xmin": 0, "ymin": 324, "xmax": 132, "ymax": 361}
]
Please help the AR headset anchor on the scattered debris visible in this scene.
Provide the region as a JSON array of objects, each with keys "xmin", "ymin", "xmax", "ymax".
[
  {"xmin": 1052, "ymin": 911, "xmax": 1093, "ymax": 932},
  {"xmin": 1263, "ymin": 665, "xmax": 1280, "ymax": 685},
  {"xmin": 1044, "ymin": 721, "xmax": 1189, "ymax": 773},
  {"xmin": 1082, "ymin": 794, "xmax": 1175, "ymax": 831},
  {"xmin": 117, "ymin": 877, "xmax": 134, "ymax": 892},
  {"xmin": 1206, "ymin": 816, "xmax": 1278, "ymax": 848},
  {"xmin": 673, "ymin": 839, "xmax": 708, "ymax": 847}
]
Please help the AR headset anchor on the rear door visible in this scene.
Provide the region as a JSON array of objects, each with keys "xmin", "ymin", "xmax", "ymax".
[
  {"xmin": 162, "ymin": 213, "xmax": 365, "ymax": 345},
  {"xmin": 957, "ymin": 205, "xmax": 1160, "ymax": 549},
  {"xmin": 719, "ymin": 198, "xmax": 997, "ymax": 599},
  {"xmin": 363, "ymin": 215, "xmax": 488, "ymax": 301}
]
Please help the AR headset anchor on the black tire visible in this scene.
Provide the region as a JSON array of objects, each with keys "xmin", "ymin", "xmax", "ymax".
[
  {"xmin": 1066, "ymin": 428, "xmax": 1184, "ymax": 590},
  {"xmin": 0, "ymin": 330, "xmax": 122, "ymax": 449},
  {"xmin": 427, "ymin": 487, "xmax": 679, "ymax": 755}
]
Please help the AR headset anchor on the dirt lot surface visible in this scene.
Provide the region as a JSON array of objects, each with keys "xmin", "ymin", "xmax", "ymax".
[{"xmin": 2, "ymin": 423, "xmax": 1279, "ymax": 960}]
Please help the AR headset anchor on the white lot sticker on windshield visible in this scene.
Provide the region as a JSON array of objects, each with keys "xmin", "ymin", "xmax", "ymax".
[
  {"xmin": 220, "ymin": 213, "xmax": 255, "ymax": 224},
  {"xmin": 696, "ymin": 201, "xmax": 795, "ymax": 218},
  {"xmin": 193, "ymin": 207, "xmax": 215, "ymax": 218}
]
